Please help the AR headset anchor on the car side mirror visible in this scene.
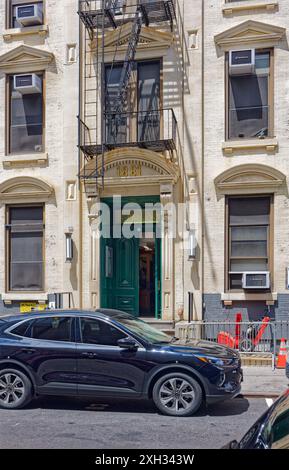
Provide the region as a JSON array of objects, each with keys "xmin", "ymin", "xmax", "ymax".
[
  {"xmin": 229, "ymin": 440, "xmax": 239, "ymax": 449},
  {"xmin": 118, "ymin": 337, "xmax": 139, "ymax": 350}
]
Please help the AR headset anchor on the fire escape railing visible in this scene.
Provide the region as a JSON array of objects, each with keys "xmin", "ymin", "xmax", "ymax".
[{"xmin": 79, "ymin": 108, "xmax": 177, "ymax": 157}]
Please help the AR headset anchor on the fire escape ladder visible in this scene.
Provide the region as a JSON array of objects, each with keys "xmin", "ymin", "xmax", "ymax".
[{"xmin": 110, "ymin": 7, "xmax": 143, "ymax": 116}]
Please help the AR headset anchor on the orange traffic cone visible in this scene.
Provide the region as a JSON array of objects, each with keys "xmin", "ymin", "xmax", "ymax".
[{"xmin": 276, "ymin": 338, "xmax": 287, "ymax": 369}]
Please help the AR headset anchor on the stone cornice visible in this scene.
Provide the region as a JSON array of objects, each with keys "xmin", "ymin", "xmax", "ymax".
[
  {"xmin": 93, "ymin": 24, "xmax": 173, "ymax": 60},
  {"xmin": 214, "ymin": 19, "xmax": 286, "ymax": 50},
  {"xmin": 222, "ymin": 138, "xmax": 278, "ymax": 155},
  {"xmin": 3, "ymin": 25, "xmax": 49, "ymax": 42},
  {"xmin": 0, "ymin": 176, "xmax": 54, "ymax": 202},
  {"xmin": 222, "ymin": 2, "xmax": 278, "ymax": 16},
  {"xmin": 0, "ymin": 44, "xmax": 54, "ymax": 73},
  {"xmin": 214, "ymin": 163, "xmax": 286, "ymax": 194}
]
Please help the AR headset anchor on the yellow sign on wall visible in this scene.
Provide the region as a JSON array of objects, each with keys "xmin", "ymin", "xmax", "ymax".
[{"xmin": 20, "ymin": 303, "xmax": 47, "ymax": 313}]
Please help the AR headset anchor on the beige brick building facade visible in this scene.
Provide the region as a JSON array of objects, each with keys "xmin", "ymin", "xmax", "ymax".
[{"xmin": 0, "ymin": 0, "xmax": 288, "ymax": 324}]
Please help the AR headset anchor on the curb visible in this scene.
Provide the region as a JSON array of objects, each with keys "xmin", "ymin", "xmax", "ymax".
[{"xmin": 237, "ymin": 392, "xmax": 279, "ymax": 399}]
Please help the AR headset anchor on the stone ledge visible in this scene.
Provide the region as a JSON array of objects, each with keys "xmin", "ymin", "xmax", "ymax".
[
  {"xmin": 1, "ymin": 293, "xmax": 48, "ymax": 303},
  {"xmin": 221, "ymin": 292, "xmax": 278, "ymax": 301},
  {"xmin": 3, "ymin": 153, "xmax": 48, "ymax": 167},
  {"xmin": 3, "ymin": 25, "xmax": 49, "ymax": 41},
  {"xmin": 223, "ymin": 2, "xmax": 278, "ymax": 16},
  {"xmin": 222, "ymin": 138, "xmax": 278, "ymax": 154}
]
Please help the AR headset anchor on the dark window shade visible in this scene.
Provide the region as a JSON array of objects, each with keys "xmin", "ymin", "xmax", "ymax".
[
  {"xmin": 228, "ymin": 197, "xmax": 271, "ymax": 290},
  {"xmin": 8, "ymin": 206, "xmax": 44, "ymax": 291},
  {"xmin": 229, "ymin": 197, "xmax": 270, "ymax": 225},
  {"xmin": 9, "ymin": 75, "xmax": 43, "ymax": 154}
]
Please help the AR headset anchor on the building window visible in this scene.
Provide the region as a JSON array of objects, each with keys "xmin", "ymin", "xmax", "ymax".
[
  {"xmin": 226, "ymin": 196, "xmax": 272, "ymax": 291},
  {"xmin": 227, "ymin": 49, "xmax": 272, "ymax": 140},
  {"xmin": 7, "ymin": 205, "xmax": 44, "ymax": 292},
  {"xmin": 9, "ymin": 1, "xmax": 44, "ymax": 29},
  {"xmin": 8, "ymin": 73, "xmax": 44, "ymax": 154},
  {"xmin": 105, "ymin": 60, "xmax": 161, "ymax": 145}
]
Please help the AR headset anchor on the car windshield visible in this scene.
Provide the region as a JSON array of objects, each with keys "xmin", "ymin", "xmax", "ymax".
[{"xmin": 115, "ymin": 316, "xmax": 172, "ymax": 344}]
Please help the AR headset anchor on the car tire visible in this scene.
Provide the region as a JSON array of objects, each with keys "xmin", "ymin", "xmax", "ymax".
[
  {"xmin": 0, "ymin": 369, "xmax": 33, "ymax": 410},
  {"xmin": 152, "ymin": 372, "xmax": 203, "ymax": 417}
]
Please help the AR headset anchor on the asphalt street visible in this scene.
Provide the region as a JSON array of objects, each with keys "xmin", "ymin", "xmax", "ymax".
[{"xmin": 0, "ymin": 395, "xmax": 269, "ymax": 449}]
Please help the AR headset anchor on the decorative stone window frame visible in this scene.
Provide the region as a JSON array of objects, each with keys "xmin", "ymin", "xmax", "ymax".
[
  {"xmin": 0, "ymin": 176, "xmax": 54, "ymax": 204},
  {"xmin": 80, "ymin": 148, "xmax": 180, "ymax": 192},
  {"xmin": 214, "ymin": 20, "xmax": 286, "ymax": 148},
  {"xmin": 94, "ymin": 25, "xmax": 174, "ymax": 62},
  {"xmin": 214, "ymin": 19, "xmax": 286, "ymax": 50},
  {"xmin": 222, "ymin": 1, "xmax": 279, "ymax": 17},
  {"xmin": 214, "ymin": 163, "xmax": 286, "ymax": 195},
  {"xmin": 0, "ymin": 176, "xmax": 54, "ymax": 303},
  {"xmin": 3, "ymin": 0, "xmax": 48, "ymax": 41},
  {"xmin": 0, "ymin": 44, "xmax": 54, "ymax": 73},
  {"xmin": 0, "ymin": 45, "xmax": 54, "ymax": 165}
]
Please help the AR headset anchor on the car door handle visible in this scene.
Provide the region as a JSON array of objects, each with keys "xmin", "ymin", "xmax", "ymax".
[
  {"xmin": 22, "ymin": 348, "xmax": 36, "ymax": 354},
  {"xmin": 81, "ymin": 352, "xmax": 98, "ymax": 358}
]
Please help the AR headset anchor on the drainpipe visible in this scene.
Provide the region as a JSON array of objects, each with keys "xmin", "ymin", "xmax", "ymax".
[{"xmin": 201, "ymin": 0, "xmax": 205, "ymax": 321}]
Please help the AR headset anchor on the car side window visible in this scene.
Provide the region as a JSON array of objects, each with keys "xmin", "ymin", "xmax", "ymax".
[
  {"xmin": 10, "ymin": 320, "xmax": 33, "ymax": 338},
  {"xmin": 263, "ymin": 408, "xmax": 289, "ymax": 449},
  {"xmin": 80, "ymin": 318, "xmax": 126, "ymax": 346},
  {"xmin": 30, "ymin": 317, "xmax": 73, "ymax": 342}
]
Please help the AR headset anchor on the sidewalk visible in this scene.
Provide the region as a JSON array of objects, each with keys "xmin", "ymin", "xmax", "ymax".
[{"xmin": 241, "ymin": 366, "xmax": 289, "ymax": 397}]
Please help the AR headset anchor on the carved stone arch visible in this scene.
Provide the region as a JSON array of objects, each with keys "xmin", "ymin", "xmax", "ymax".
[
  {"xmin": 214, "ymin": 164, "xmax": 287, "ymax": 195},
  {"xmin": 0, "ymin": 176, "xmax": 55, "ymax": 203},
  {"xmin": 82, "ymin": 148, "xmax": 179, "ymax": 189}
]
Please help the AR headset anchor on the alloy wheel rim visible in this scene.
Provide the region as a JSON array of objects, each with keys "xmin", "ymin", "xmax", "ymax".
[
  {"xmin": 0, "ymin": 373, "xmax": 25, "ymax": 405},
  {"xmin": 159, "ymin": 378, "xmax": 195, "ymax": 413}
]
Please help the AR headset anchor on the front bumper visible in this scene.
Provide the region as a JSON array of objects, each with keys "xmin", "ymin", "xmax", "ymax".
[{"xmin": 205, "ymin": 366, "xmax": 243, "ymax": 405}]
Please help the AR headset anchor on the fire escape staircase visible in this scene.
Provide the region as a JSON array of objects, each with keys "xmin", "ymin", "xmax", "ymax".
[{"xmin": 78, "ymin": 0, "xmax": 177, "ymax": 185}]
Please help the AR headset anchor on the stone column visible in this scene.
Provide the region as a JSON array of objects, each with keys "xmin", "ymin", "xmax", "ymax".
[
  {"xmin": 160, "ymin": 184, "xmax": 175, "ymax": 321},
  {"xmin": 87, "ymin": 196, "xmax": 100, "ymax": 309}
]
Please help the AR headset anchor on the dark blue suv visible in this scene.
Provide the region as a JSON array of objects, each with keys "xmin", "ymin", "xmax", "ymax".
[{"xmin": 0, "ymin": 309, "xmax": 242, "ymax": 417}]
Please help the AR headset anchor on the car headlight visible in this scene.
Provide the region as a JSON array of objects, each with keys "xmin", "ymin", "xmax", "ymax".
[{"xmin": 196, "ymin": 356, "xmax": 235, "ymax": 367}]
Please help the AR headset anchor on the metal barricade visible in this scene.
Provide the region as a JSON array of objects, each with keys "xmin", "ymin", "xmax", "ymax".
[{"xmin": 176, "ymin": 319, "xmax": 289, "ymax": 370}]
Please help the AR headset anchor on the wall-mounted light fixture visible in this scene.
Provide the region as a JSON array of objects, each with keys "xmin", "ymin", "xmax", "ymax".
[
  {"xmin": 188, "ymin": 228, "xmax": 197, "ymax": 261},
  {"xmin": 65, "ymin": 227, "xmax": 74, "ymax": 262}
]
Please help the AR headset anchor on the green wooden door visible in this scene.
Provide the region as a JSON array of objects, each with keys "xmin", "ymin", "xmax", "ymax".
[{"xmin": 113, "ymin": 236, "xmax": 139, "ymax": 315}]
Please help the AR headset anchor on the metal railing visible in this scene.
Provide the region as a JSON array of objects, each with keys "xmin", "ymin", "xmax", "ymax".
[
  {"xmin": 175, "ymin": 319, "xmax": 289, "ymax": 369},
  {"xmin": 79, "ymin": 108, "xmax": 177, "ymax": 156}
]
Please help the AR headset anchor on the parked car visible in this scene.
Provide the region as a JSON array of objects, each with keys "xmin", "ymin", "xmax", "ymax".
[
  {"xmin": 0, "ymin": 309, "xmax": 242, "ymax": 417},
  {"xmin": 223, "ymin": 389, "xmax": 289, "ymax": 449}
]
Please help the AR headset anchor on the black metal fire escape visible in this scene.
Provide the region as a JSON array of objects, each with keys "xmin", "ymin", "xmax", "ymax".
[{"xmin": 78, "ymin": 0, "xmax": 177, "ymax": 191}]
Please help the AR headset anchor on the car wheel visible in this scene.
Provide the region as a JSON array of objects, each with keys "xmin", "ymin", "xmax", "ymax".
[
  {"xmin": 0, "ymin": 369, "xmax": 32, "ymax": 410},
  {"xmin": 152, "ymin": 372, "xmax": 203, "ymax": 417}
]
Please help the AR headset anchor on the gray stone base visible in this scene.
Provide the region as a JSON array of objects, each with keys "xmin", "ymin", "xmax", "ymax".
[{"xmin": 203, "ymin": 294, "xmax": 289, "ymax": 322}]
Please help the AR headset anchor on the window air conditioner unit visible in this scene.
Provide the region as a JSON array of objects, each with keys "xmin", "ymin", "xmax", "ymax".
[
  {"xmin": 242, "ymin": 272, "xmax": 270, "ymax": 290},
  {"xmin": 229, "ymin": 49, "xmax": 255, "ymax": 76},
  {"xmin": 13, "ymin": 74, "xmax": 42, "ymax": 95},
  {"xmin": 16, "ymin": 3, "xmax": 43, "ymax": 27}
]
